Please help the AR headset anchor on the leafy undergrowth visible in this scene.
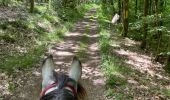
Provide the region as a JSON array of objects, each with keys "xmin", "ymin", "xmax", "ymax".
[
  {"xmin": 0, "ymin": 3, "xmax": 96, "ymax": 99},
  {"xmin": 0, "ymin": 3, "xmax": 94, "ymax": 73},
  {"xmin": 97, "ymin": 5, "xmax": 170, "ymax": 99},
  {"xmin": 0, "ymin": 6, "xmax": 63, "ymax": 73}
]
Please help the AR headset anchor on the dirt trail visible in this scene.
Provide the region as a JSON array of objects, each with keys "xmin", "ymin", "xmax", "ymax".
[
  {"xmin": 47, "ymin": 9, "xmax": 106, "ymax": 100},
  {"xmin": 3, "ymin": 9, "xmax": 106, "ymax": 100}
]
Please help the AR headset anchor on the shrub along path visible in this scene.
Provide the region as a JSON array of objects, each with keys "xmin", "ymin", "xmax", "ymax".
[{"xmin": 1, "ymin": 9, "xmax": 107, "ymax": 100}]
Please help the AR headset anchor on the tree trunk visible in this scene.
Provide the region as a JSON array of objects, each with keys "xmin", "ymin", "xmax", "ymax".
[
  {"xmin": 155, "ymin": 0, "xmax": 164, "ymax": 54},
  {"xmin": 159, "ymin": 0, "xmax": 164, "ymax": 26},
  {"xmin": 154, "ymin": 0, "xmax": 162, "ymax": 54},
  {"xmin": 141, "ymin": 0, "xmax": 148, "ymax": 49},
  {"xmin": 48, "ymin": 0, "xmax": 52, "ymax": 9},
  {"xmin": 149, "ymin": 0, "xmax": 152, "ymax": 14},
  {"xmin": 30, "ymin": 0, "xmax": 34, "ymax": 13},
  {"xmin": 138, "ymin": 0, "xmax": 142, "ymax": 11},
  {"xmin": 102, "ymin": 0, "xmax": 106, "ymax": 4},
  {"xmin": 122, "ymin": 0, "xmax": 129, "ymax": 37},
  {"xmin": 135, "ymin": 0, "xmax": 137, "ymax": 15},
  {"xmin": 165, "ymin": 55, "xmax": 170, "ymax": 73},
  {"xmin": 110, "ymin": 0, "xmax": 113, "ymax": 5},
  {"xmin": 118, "ymin": 0, "xmax": 121, "ymax": 22}
]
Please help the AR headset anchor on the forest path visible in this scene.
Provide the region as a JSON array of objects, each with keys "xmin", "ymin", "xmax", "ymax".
[
  {"xmin": 47, "ymin": 8, "xmax": 106, "ymax": 100},
  {"xmin": 5, "ymin": 9, "xmax": 106, "ymax": 100}
]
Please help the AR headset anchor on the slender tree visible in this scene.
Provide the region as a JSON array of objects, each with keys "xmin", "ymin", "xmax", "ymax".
[
  {"xmin": 149, "ymin": 0, "xmax": 152, "ymax": 14},
  {"xmin": 159, "ymin": 0, "xmax": 164, "ymax": 26},
  {"xmin": 118, "ymin": 0, "xmax": 122, "ymax": 22},
  {"xmin": 48, "ymin": 0, "xmax": 52, "ymax": 9},
  {"xmin": 30, "ymin": 0, "xmax": 34, "ymax": 13},
  {"xmin": 165, "ymin": 37, "xmax": 170, "ymax": 72},
  {"xmin": 141, "ymin": 0, "xmax": 149, "ymax": 49},
  {"xmin": 122, "ymin": 0, "xmax": 129, "ymax": 37},
  {"xmin": 135, "ymin": 0, "xmax": 137, "ymax": 15},
  {"xmin": 110, "ymin": 0, "xmax": 113, "ymax": 5},
  {"xmin": 102, "ymin": 0, "xmax": 106, "ymax": 4},
  {"xmin": 165, "ymin": 54, "xmax": 170, "ymax": 72}
]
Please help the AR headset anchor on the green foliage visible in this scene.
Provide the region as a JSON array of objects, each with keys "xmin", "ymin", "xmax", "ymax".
[
  {"xmin": 0, "ymin": 0, "xmax": 22, "ymax": 6},
  {"xmin": 47, "ymin": 26, "xmax": 66, "ymax": 41},
  {"xmin": 57, "ymin": 8, "xmax": 81, "ymax": 21},
  {"xmin": 99, "ymin": 30, "xmax": 110, "ymax": 54},
  {"xmin": 0, "ymin": 15, "xmax": 65, "ymax": 72},
  {"xmin": 0, "ymin": 3, "xmax": 93, "ymax": 73},
  {"xmin": 128, "ymin": 13, "xmax": 170, "ymax": 54},
  {"xmin": 50, "ymin": 2, "xmax": 96, "ymax": 21},
  {"xmin": 42, "ymin": 14, "xmax": 60, "ymax": 24},
  {"xmin": 97, "ymin": 5, "xmax": 130, "ymax": 98},
  {"xmin": 97, "ymin": 2, "xmax": 170, "ymax": 98},
  {"xmin": 8, "ymin": 82, "xmax": 16, "ymax": 92},
  {"xmin": 0, "ymin": 0, "xmax": 11, "ymax": 6},
  {"xmin": 54, "ymin": 4, "xmax": 96, "ymax": 22},
  {"xmin": 162, "ymin": 89, "xmax": 170, "ymax": 97},
  {"xmin": 99, "ymin": 27, "xmax": 134, "ymax": 98},
  {"xmin": 34, "ymin": 6, "xmax": 47, "ymax": 14},
  {"xmin": 77, "ymin": 4, "xmax": 98, "ymax": 13},
  {"xmin": 0, "ymin": 35, "xmax": 15, "ymax": 43},
  {"xmin": 101, "ymin": 4, "xmax": 114, "ymax": 18},
  {"xmin": 51, "ymin": 0, "xmax": 81, "ymax": 21},
  {"xmin": 77, "ymin": 33, "xmax": 89, "ymax": 61},
  {"xmin": 51, "ymin": 0, "xmax": 78, "ymax": 10},
  {"xmin": 0, "ymin": 45, "xmax": 45, "ymax": 73},
  {"xmin": 77, "ymin": 42, "xmax": 88, "ymax": 61}
]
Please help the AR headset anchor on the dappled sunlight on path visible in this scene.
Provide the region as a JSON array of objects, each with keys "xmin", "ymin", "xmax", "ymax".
[
  {"xmin": 46, "ymin": 9, "xmax": 106, "ymax": 100},
  {"xmin": 2, "ymin": 9, "xmax": 106, "ymax": 100},
  {"xmin": 110, "ymin": 36, "xmax": 170, "ymax": 99},
  {"xmin": 112, "ymin": 37, "xmax": 167, "ymax": 78}
]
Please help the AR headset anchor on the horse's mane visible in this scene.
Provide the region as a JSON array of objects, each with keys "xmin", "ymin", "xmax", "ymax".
[
  {"xmin": 77, "ymin": 82, "xmax": 86, "ymax": 100},
  {"xmin": 54, "ymin": 72, "xmax": 87, "ymax": 100}
]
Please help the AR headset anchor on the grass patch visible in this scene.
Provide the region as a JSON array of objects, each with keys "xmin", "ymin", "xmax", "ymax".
[
  {"xmin": 0, "ymin": 3, "xmax": 94, "ymax": 73},
  {"xmin": 77, "ymin": 42, "xmax": 88, "ymax": 60},
  {"xmin": 99, "ymin": 27, "xmax": 130, "ymax": 98},
  {"xmin": 0, "ymin": 45, "xmax": 45, "ymax": 73},
  {"xmin": 162, "ymin": 89, "xmax": 170, "ymax": 97},
  {"xmin": 76, "ymin": 23, "xmax": 92, "ymax": 61},
  {"xmin": 8, "ymin": 82, "xmax": 17, "ymax": 92},
  {"xmin": 97, "ymin": 5, "xmax": 134, "ymax": 99},
  {"xmin": 77, "ymin": 33, "xmax": 89, "ymax": 61}
]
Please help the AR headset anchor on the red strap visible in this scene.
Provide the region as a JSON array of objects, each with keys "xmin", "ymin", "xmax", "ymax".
[
  {"xmin": 40, "ymin": 83, "xmax": 77, "ymax": 97},
  {"xmin": 40, "ymin": 83, "xmax": 58, "ymax": 97},
  {"xmin": 65, "ymin": 84, "xmax": 77, "ymax": 96}
]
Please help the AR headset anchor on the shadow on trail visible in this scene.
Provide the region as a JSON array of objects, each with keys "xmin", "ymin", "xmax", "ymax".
[
  {"xmin": 3, "ymin": 9, "xmax": 106, "ymax": 100},
  {"xmin": 47, "ymin": 9, "xmax": 106, "ymax": 100},
  {"xmin": 106, "ymin": 34, "xmax": 170, "ymax": 99}
]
